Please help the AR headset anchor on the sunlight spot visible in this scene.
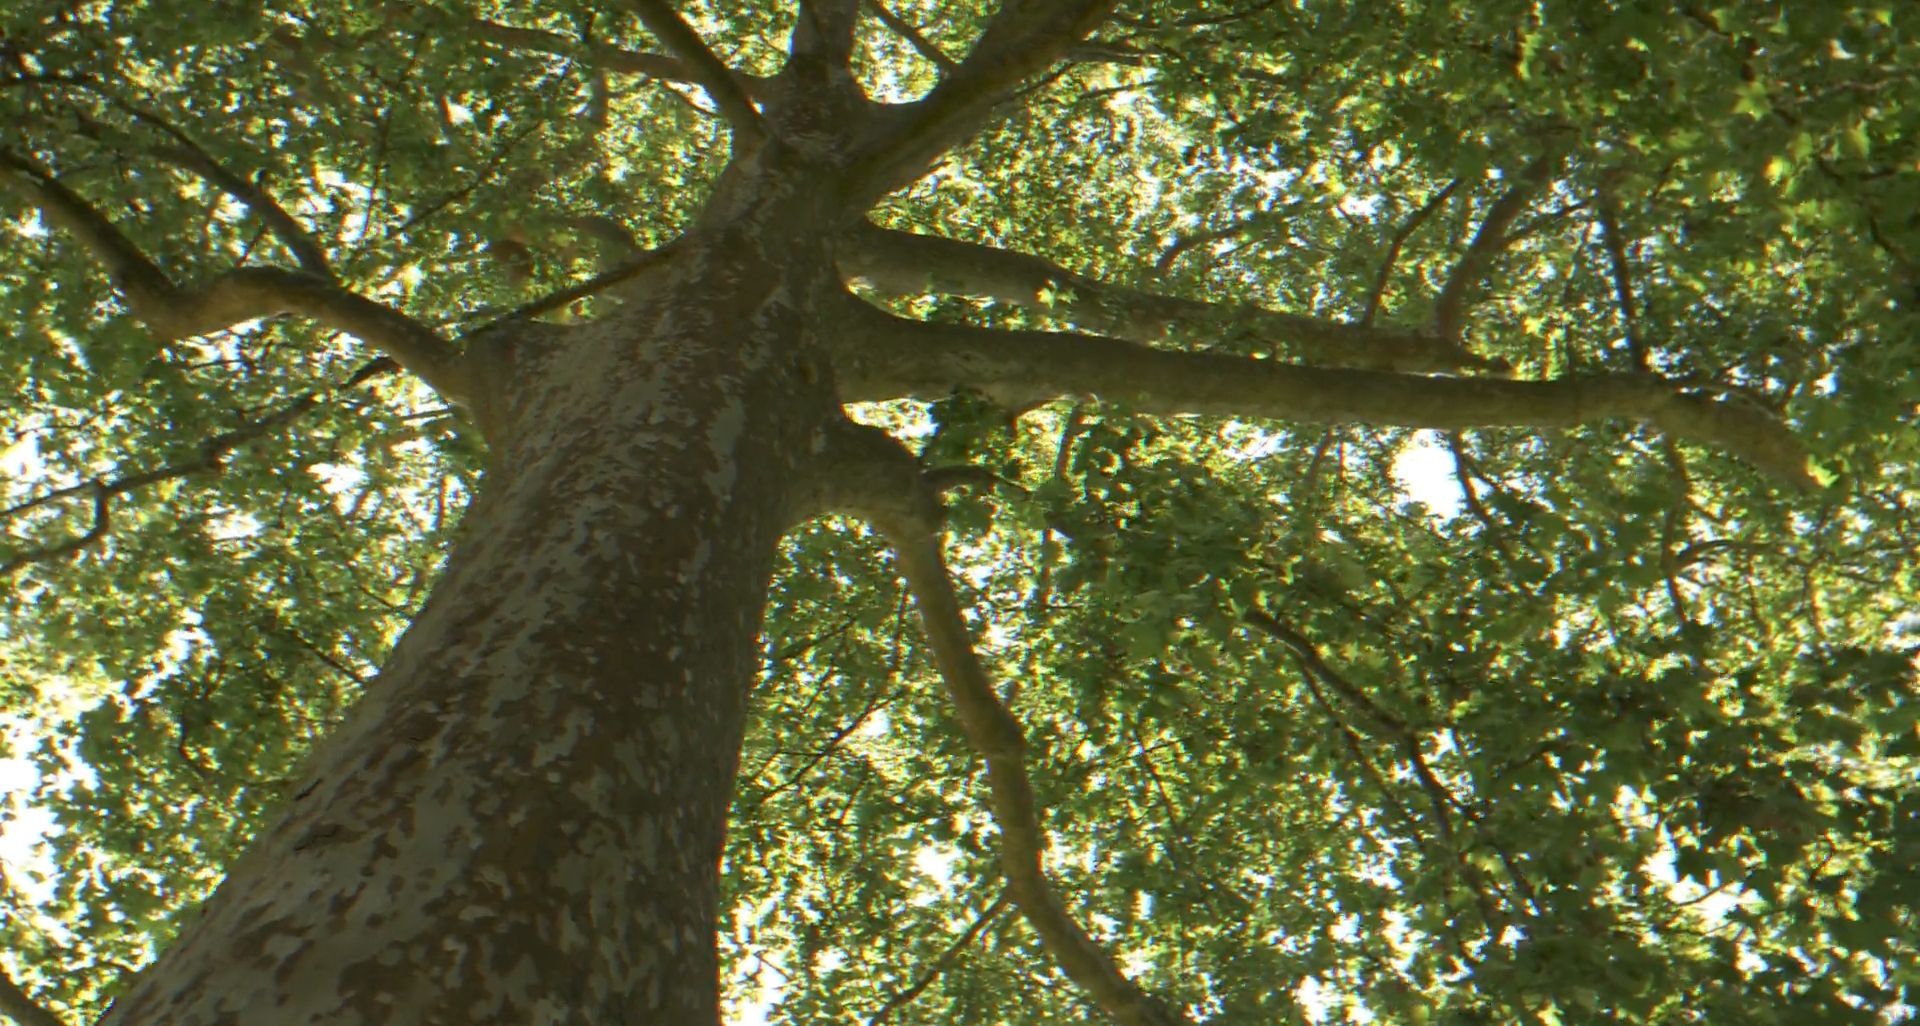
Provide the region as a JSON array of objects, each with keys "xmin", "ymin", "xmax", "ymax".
[
  {"xmin": 1390, "ymin": 431, "xmax": 1464, "ymax": 519},
  {"xmin": 1, "ymin": 435, "xmax": 40, "ymax": 480},
  {"xmin": 914, "ymin": 844, "xmax": 959, "ymax": 884}
]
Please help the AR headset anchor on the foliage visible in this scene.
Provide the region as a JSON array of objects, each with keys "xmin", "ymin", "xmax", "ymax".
[{"xmin": 1, "ymin": 1, "xmax": 1917, "ymax": 1023}]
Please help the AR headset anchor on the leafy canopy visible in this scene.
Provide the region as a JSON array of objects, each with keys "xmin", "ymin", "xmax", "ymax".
[{"xmin": 1, "ymin": 1, "xmax": 1918, "ymax": 1024}]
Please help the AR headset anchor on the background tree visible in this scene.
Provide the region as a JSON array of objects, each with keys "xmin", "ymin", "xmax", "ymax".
[{"xmin": 0, "ymin": 1, "xmax": 1916, "ymax": 1024}]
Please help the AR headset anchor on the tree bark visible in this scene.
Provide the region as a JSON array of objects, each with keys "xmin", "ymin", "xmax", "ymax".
[{"xmin": 99, "ymin": 226, "xmax": 843, "ymax": 1026}]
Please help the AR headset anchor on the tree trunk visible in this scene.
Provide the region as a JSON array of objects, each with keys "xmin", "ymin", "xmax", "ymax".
[{"xmin": 100, "ymin": 221, "xmax": 842, "ymax": 1025}]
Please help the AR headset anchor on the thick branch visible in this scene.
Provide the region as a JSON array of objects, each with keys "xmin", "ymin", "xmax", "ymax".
[
  {"xmin": 830, "ymin": 306, "xmax": 1813, "ymax": 487},
  {"xmin": 841, "ymin": 223, "xmax": 1493, "ymax": 373},
  {"xmin": 845, "ymin": 0, "xmax": 1118, "ymax": 201},
  {"xmin": 624, "ymin": 0, "xmax": 767, "ymax": 145},
  {"xmin": 0, "ymin": 963, "xmax": 65, "ymax": 1026},
  {"xmin": 814, "ymin": 420, "xmax": 1187, "ymax": 1026},
  {"xmin": 0, "ymin": 153, "xmax": 469, "ymax": 399},
  {"xmin": 1433, "ymin": 154, "xmax": 1558, "ymax": 344}
]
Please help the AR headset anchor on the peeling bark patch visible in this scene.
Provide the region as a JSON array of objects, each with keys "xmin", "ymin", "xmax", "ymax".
[{"xmin": 705, "ymin": 396, "xmax": 746, "ymax": 498}]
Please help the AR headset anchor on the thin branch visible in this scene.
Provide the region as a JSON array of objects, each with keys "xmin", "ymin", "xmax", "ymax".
[
  {"xmin": 1658, "ymin": 441, "xmax": 1710, "ymax": 667},
  {"xmin": 0, "ymin": 148, "xmax": 179, "ymax": 319},
  {"xmin": 566, "ymin": 214, "xmax": 647, "ymax": 267},
  {"xmin": 844, "ymin": 0, "xmax": 1119, "ymax": 202},
  {"xmin": 394, "ymin": 121, "xmax": 544, "ymax": 235},
  {"xmin": 1, "ymin": 359, "xmax": 396, "ymax": 579},
  {"xmin": 1027, "ymin": 403, "xmax": 1084, "ymax": 622},
  {"xmin": 864, "ymin": 0, "xmax": 959, "ymax": 73},
  {"xmin": 411, "ymin": 6, "xmax": 770, "ymax": 93},
  {"xmin": 867, "ymin": 892, "xmax": 1012, "ymax": 1026},
  {"xmin": 816, "ymin": 420, "xmax": 1187, "ymax": 1026},
  {"xmin": 32, "ymin": 81, "xmax": 336, "ymax": 279},
  {"xmin": 1443, "ymin": 432, "xmax": 1515, "ymax": 557},
  {"xmin": 842, "ymin": 223, "xmax": 1493, "ymax": 373},
  {"xmin": 832, "ymin": 303, "xmax": 1814, "ymax": 487},
  {"xmin": 1433, "ymin": 154, "xmax": 1559, "ymax": 345},
  {"xmin": 0, "ymin": 152, "xmax": 469, "ymax": 399},
  {"xmin": 470, "ymin": 241, "xmax": 682, "ymax": 328},
  {"xmin": 1594, "ymin": 174, "xmax": 1649, "ymax": 371},
  {"xmin": 82, "ymin": 97, "xmax": 335, "ymax": 279},
  {"xmin": 1360, "ymin": 179, "xmax": 1459, "ymax": 328},
  {"xmin": 146, "ymin": 142, "xmax": 332, "ymax": 280},
  {"xmin": 770, "ymin": 614, "xmax": 860, "ymax": 664},
  {"xmin": 1243, "ymin": 609, "xmax": 1411, "ymax": 738},
  {"xmin": 743, "ymin": 684, "xmax": 905, "ymax": 812},
  {"xmin": 624, "ymin": 0, "xmax": 767, "ymax": 146},
  {"xmin": 1252, "ymin": 611, "xmax": 1535, "ymax": 919},
  {"xmin": 472, "ymin": 17, "xmax": 685, "ymax": 78},
  {"xmin": 1153, "ymin": 211, "xmax": 1279, "ymax": 273},
  {"xmin": 0, "ymin": 962, "xmax": 65, "ymax": 1026},
  {"xmin": 922, "ymin": 464, "xmax": 1028, "ymax": 497},
  {"xmin": 1301, "ymin": 668, "xmax": 1432, "ymax": 845}
]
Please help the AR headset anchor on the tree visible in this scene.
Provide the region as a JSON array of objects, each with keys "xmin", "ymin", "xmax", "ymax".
[{"xmin": 0, "ymin": 0, "xmax": 1916, "ymax": 1022}]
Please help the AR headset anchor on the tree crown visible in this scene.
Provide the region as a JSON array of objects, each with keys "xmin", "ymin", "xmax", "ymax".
[{"xmin": 1, "ymin": 1, "xmax": 1917, "ymax": 1023}]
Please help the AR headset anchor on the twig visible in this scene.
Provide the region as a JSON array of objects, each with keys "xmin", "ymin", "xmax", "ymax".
[
  {"xmin": 279, "ymin": 627, "xmax": 372, "ymax": 687},
  {"xmin": 743, "ymin": 684, "xmax": 905, "ymax": 812}
]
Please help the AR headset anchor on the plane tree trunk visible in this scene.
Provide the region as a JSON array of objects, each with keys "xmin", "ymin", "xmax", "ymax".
[{"xmin": 99, "ymin": 182, "xmax": 850, "ymax": 1025}]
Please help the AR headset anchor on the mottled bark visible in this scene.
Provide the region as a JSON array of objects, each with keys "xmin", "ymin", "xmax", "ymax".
[{"xmin": 100, "ymin": 222, "xmax": 845, "ymax": 1026}]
